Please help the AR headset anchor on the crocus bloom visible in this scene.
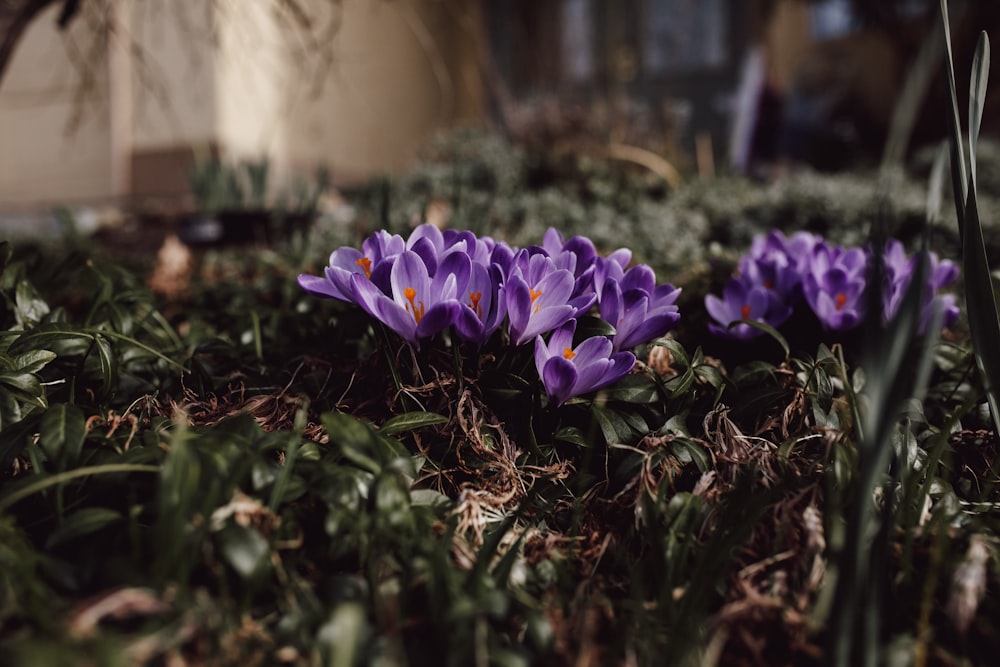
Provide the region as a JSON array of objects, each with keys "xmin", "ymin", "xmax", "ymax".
[
  {"xmin": 600, "ymin": 273, "xmax": 681, "ymax": 352},
  {"xmin": 506, "ymin": 253, "xmax": 595, "ymax": 346},
  {"xmin": 881, "ymin": 238, "xmax": 914, "ymax": 321},
  {"xmin": 534, "ymin": 320, "xmax": 635, "ymax": 407},
  {"xmin": 453, "ymin": 260, "xmax": 507, "ymax": 345},
  {"xmin": 802, "ymin": 243, "xmax": 867, "ymax": 331},
  {"xmin": 740, "ymin": 230, "xmax": 818, "ymax": 299},
  {"xmin": 298, "ymin": 229, "xmax": 404, "ymax": 302},
  {"xmin": 542, "ymin": 228, "xmax": 599, "ymax": 298},
  {"xmin": 351, "ymin": 250, "xmax": 467, "ymax": 346},
  {"xmin": 592, "ymin": 250, "xmax": 632, "ymax": 302},
  {"xmin": 921, "ymin": 252, "xmax": 960, "ymax": 331},
  {"xmin": 705, "ymin": 277, "xmax": 792, "ymax": 340}
]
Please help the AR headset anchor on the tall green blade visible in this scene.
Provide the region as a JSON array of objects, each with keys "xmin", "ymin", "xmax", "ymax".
[{"xmin": 940, "ymin": 8, "xmax": 1000, "ymax": 438}]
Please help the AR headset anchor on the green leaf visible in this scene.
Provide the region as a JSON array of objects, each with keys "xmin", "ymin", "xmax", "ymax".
[
  {"xmin": 941, "ymin": 0, "xmax": 968, "ymax": 232},
  {"xmin": 322, "ymin": 411, "xmax": 407, "ymax": 474},
  {"xmin": 671, "ymin": 437, "xmax": 711, "ymax": 473},
  {"xmin": 0, "ymin": 371, "xmax": 46, "ymax": 408},
  {"xmin": 940, "ymin": 24, "xmax": 1000, "ymax": 439},
  {"xmin": 8, "ymin": 349, "xmax": 56, "ymax": 375},
  {"xmin": 961, "ymin": 190, "xmax": 1000, "ymax": 437},
  {"xmin": 0, "ymin": 463, "xmax": 159, "ymax": 513},
  {"xmin": 409, "ymin": 488, "xmax": 451, "ymax": 508},
  {"xmin": 0, "ymin": 391, "xmax": 23, "ymax": 431},
  {"xmin": 968, "ymin": 32, "xmax": 990, "ymax": 189},
  {"xmin": 654, "ymin": 337, "xmax": 689, "ymax": 367},
  {"xmin": 45, "ymin": 507, "xmax": 122, "ymax": 549},
  {"xmin": 926, "ymin": 143, "xmax": 948, "ymax": 225},
  {"xmin": 315, "ymin": 603, "xmax": 367, "ymax": 667},
  {"xmin": 14, "ymin": 281, "xmax": 50, "ymax": 326},
  {"xmin": 554, "ymin": 426, "xmax": 589, "ymax": 447},
  {"xmin": 590, "ymin": 404, "xmax": 632, "ymax": 446},
  {"xmin": 39, "ymin": 404, "xmax": 86, "ymax": 469},
  {"xmin": 573, "ymin": 314, "xmax": 617, "ymax": 340},
  {"xmin": 217, "ymin": 523, "xmax": 271, "ymax": 581},
  {"xmin": 597, "ymin": 373, "xmax": 659, "ymax": 403},
  {"xmin": 92, "ymin": 334, "xmax": 116, "ymax": 398},
  {"xmin": 379, "ymin": 411, "xmax": 448, "ymax": 435}
]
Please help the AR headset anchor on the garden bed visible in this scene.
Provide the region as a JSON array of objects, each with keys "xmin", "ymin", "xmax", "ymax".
[{"xmin": 2, "ymin": 128, "xmax": 999, "ymax": 666}]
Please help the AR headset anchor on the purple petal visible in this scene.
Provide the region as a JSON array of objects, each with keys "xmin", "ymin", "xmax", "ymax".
[
  {"xmin": 541, "ymin": 355, "xmax": 578, "ymax": 406},
  {"xmin": 514, "ymin": 305, "xmax": 576, "ymax": 345},
  {"xmin": 416, "ymin": 301, "xmax": 462, "ymax": 339},
  {"xmin": 705, "ymin": 293, "xmax": 737, "ymax": 326},
  {"xmin": 298, "ymin": 274, "xmax": 348, "ymax": 301},
  {"xmin": 621, "ymin": 264, "xmax": 656, "ymax": 294}
]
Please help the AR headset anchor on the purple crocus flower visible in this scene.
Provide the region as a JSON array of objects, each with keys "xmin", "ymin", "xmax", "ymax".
[
  {"xmin": 802, "ymin": 243, "xmax": 867, "ymax": 331},
  {"xmin": 593, "ymin": 250, "xmax": 632, "ymax": 302},
  {"xmin": 880, "ymin": 240, "xmax": 959, "ymax": 331},
  {"xmin": 705, "ymin": 277, "xmax": 792, "ymax": 340},
  {"xmin": 351, "ymin": 249, "xmax": 468, "ymax": 346},
  {"xmin": 542, "ymin": 228, "xmax": 600, "ymax": 298},
  {"xmin": 506, "ymin": 253, "xmax": 595, "ymax": 346},
  {"xmin": 600, "ymin": 269, "xmax": 681, "ymax": 352},
  {"xmin": 298, "ymin": 229, "xmax": 405, "ymax": 302},
  {"xmin": 740, "ymin": 230, "xmax": 818, "ymax": 299},
  {"xmin": 920, "ymin": 252, "xmax": 960, "ymax": 331},
  {"xmin": 882, "ymin": 238, "xmax": 914, "ymax": 321},
  {"xmin": 454, "ymin": 260, "xmax": 507, "ymax": 345},
  {"xmin": 534, "ymin": 320, "xmax": 635, "ymax": 407}
]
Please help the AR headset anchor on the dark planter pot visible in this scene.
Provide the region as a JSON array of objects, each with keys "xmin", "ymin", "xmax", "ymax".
[{"xmin": 178, "ymin": 209, "xmax": 273, "ymax": 247}]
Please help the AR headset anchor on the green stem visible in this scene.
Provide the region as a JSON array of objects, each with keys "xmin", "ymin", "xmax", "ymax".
[{"xmin": 0, "ymin": 464, "xmax": 159, "ymax": 513}]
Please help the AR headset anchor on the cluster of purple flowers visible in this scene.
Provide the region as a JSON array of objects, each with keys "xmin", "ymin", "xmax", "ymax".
[
  {"xmin": 705, "ymin": 231, "xmax": 959, "ymax": 340},
  {"xmin": 299, "ymin": 225, "xmax": 681, "ymax": 406}
]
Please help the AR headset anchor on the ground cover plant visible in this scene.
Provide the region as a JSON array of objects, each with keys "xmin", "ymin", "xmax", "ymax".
[{"xmin": 3, "ymin": 11, "xmax": 1000, "ymax": 667}]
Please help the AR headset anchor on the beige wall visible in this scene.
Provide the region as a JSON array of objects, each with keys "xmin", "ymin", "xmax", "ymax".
[
  {"xmin": 285, "ymin": 0, "xmax": 484, "ymax": 181},
  {"xmin": 128, "ymin": 0, "xmax": 218, "ymax": 150},
  {"xmin": 214, "ymin": 1, "xmax": 285, "ymax": 164},
  {"xmin": 0, "ymin": 4, "xmax": 112, "ymax": 208},
  {"xmin": 0, "ymin": 0, "xmax": 486, "ymax": 211}
]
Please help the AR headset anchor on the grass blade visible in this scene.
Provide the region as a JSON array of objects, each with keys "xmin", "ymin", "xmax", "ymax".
[{"xmin": 941, "ymin": 23, "xmax": 1000, "ymax": 438}]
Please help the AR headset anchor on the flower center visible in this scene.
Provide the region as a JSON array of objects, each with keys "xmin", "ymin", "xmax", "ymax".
[
  {"xmin": 740, "ymin": 305, "xmax": 752, "ymax": 321},
  {"xmin": 835, "ymin": 293, "xmax": 847, "ymax": 311},
  {"xmin": 563, "ymin": 347, "xmax": 576, "ymax": 360},
  {"xmin": 530, "ymin": 288, "xmax": 543, "ymax": 313},
  {"xmin": 468, "ymin": 291, "xmax": 483, "ymax": 319},
  {"xmin": 404, "ymin": 287, "xmax": 425, "ymax": 323},
  {"xmin": 356, "ymin": 257, "xmax": 372, "ymax": 279},
  {"xmin": 763, "ymin": 279, "xmax": 773, "ymax": 289}
]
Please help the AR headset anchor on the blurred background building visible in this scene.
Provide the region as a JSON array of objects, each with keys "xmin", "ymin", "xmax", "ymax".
[{"xmin": 0, "ymin": 0, "xmax": 997, "ymax": 219}]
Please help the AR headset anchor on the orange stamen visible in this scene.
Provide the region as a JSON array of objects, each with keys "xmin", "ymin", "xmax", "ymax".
[
  {"xmin": 403, "ymin": 287, "xmax": 425, "ymax": 323},
  {"xmin": 763, "ymin": 279, "xmax": 774, "ymax": 289},
  {"xmin": 529, "ymin": 289, "xmax": 543, "ymax": 314},
  {"xmin": 356, "ymin": 257, "xmax": 372, "ymax": 279},
  {"xmin": 740, "ymin": 305, "xmax": 752, "ymax": 321},
  {"xmin": 835, "ymin": 293, "xmax": 847, "ymax": 311},
  {"xmin": 563, "ymin": 347, "xmax": 576, "ymax": 360},
  {"xmin": 468, "ymin": 292, "xmax": 483, "ymax": 319}
]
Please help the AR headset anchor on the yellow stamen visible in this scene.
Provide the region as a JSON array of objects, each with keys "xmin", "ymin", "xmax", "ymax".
[
  {"xmin": 356, "ymin": 257, "xmax": 372, "ymax": 279},
  {"xmin": 530, "ymin": 289, "xmax": 542, "ymax": 314},
  {"xmin": 404, "ymin": 287, "xmax": 425, "ymax": 323},
  {"xmin": 563, "ymin": 347, "xmax": 576, "ymax": 360},
  {"xmin": 835, "ymin": 293, "xmax": 847, "ymax": 311}
]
